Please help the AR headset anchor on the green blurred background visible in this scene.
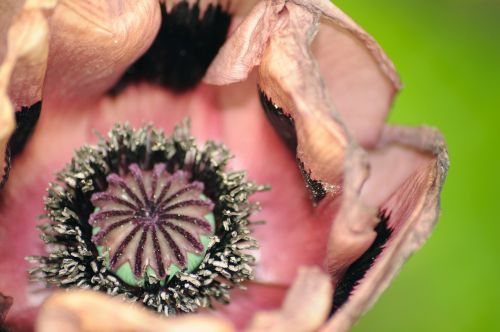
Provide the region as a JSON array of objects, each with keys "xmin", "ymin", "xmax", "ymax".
[{"xmin": 331, "ymin": 0, "xmax": 500, "ymax": 331}]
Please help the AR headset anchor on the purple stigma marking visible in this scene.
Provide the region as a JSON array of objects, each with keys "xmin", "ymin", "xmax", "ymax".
[{"xmin": 89, "ymin": 163, "xmax": 214, "ymax": 278}]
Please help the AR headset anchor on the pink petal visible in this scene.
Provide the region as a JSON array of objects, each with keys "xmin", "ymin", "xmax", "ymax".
[
  {"xmin": 206, "ymin": 0, "xmax": 400, "ymax": 148},
  {"xmin": 0, "ymin": 80, "xmax": 336, "ymax": 329},
  {"xmin": 204, "ymin": 1, "xmax": 281, "ymax": 85},
  {"xmin": 43, "ymin": 0, "xmax": 161, "ymax": 109},
  {"xmin": 0, "ymin": 2, "xmax": 51, "ymax": 182},
  {"xmin": 310, "ymin": 0, "xmax": 401, "ymax": 147},
  {"xmin": 0, "ymin": 2, "xmax": 449, "ymax": 331},
  {"xmin": 257, "ymin": 2, "xmax": 348, "ymax": 192},
  {"xmin": 325, "ymin": 126, "xmax": 448, "ymax": 332},
  {"xmin": 218, "ymin": 79, "xmax": 338, "ymax": 286},
  {"xmin": 246, "ymin": 267, "xmax": 332, "ymax": 332},
  {"xmin": 213, "ymin": 282, "xmax": 288, "ymax": 330}
]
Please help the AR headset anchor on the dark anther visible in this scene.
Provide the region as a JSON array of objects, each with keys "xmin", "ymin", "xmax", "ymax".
[
  {"xmin": 110, "ymin": 1, "xmax": 232, "ymax": 94},
  {"xmin": 297, "ymin": 159, "xmax": 327, "ymax": 203},
  {"xmin": 0, "ymin": 151, "xmax": 11, "ymax": 192},
  {"xmin": 9, "ymin": 101, "xmax": 42, "ymax": 157},
  {"xmin": 259, "ymin": 89, "xmax": 327, "ymax": 203},
  {"xmin": 1, "ymin": 101, "xmax": 42, "ymax": 191},
  {"xmin": 258, "ymin": 89, "xmax": 298, "ymax": 152},
  {"xmin": 30, "ymin": 123, "xmax": 265, "ymax": 315},
  {"xmin": 331, "ymin": 210, "xmax": 393, "ymax": 315}
]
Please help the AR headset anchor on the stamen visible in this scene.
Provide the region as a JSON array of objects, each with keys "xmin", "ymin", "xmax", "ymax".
[
  {"xmin": 9, "ymin": 101, "xmax": 42, "ymax": 156},
  {"xmin": 109, "ymin": 1, "xmax": 232, "ymax": 94},
  {"xmin": 331, "ymin": 210, "xmax": 393, "ymax": 315},
  {"xmin": 29, "ymin": 123, "xmax": 266, "ymax": 315}
]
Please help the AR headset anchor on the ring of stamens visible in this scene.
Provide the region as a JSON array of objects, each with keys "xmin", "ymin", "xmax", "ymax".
[{"xmin": 30, "ymin": 123, "xmax": 266, "ymax": 314}]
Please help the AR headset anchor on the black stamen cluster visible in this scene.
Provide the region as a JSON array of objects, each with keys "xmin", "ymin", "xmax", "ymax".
[
  {"xmin": 331, "ymin": 211, "xmax": 393, "ymax": 315},
  {"xmin": 110, "ymin": 1, "xmax": 232, "ymax": 94},
  {"xmin": 259, "ymin": 89, "xmax": 329, "ymax": 203},
  {"xmin": 1, "ymin": 101, "xmax": 42, "ymax": 191},
  {"xmin": 29, "ymin": 122, "xmax": 266, "ymax": 315}
]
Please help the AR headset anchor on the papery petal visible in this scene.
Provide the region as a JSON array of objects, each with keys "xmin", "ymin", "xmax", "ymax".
[
  {"xmin": 217, "ymin": 78, "xmax": 337, "ymax": 285},
  {"xmin": 204, "ymin": 1, "xmax": 282, "ymax": 84},
  {"xmin": 246, "ymin": 267, "xmax": 332, "ymax": 332},
  {"xmin": 309, "ymin": 0, "xmax": 401, "ymax": 147},
  {"xmin": 210, "ymin": 0, "xmax": 350, "ymax": 197},
  {"xmin": 208, "ymin": 3, "xmax": 448, "ymax": 331},
  {"xmin": 207, "ymin": 0, "xmax": 400, "ymax": 148},
  {"xmin": 1, "ymin": 80, "xmax": 335, "ymax": 328},
  {"xmin": 43, "ymin": 0, "xmax": 161, "ymax": 109},
  {"xmin": 36, "ymin": 290, "xmax": 234, "ymax": 332},
  {"xmin": 0, "ymin": 0, "xmax": 52, "ymax": 186},
  {"xmin": 209, "ymin": 0, "xmax": 392, "ymax": 193},
  {"xmin": 325, "ymin": 126, "xmax": 448, "ymax": 332},
  {"xmin": 257, "ymin": 1, "xmax": 347, "ymax": 192},
  {"xmin": 0, "ymin": 1, "xmax": 25, "ymax": 61}
]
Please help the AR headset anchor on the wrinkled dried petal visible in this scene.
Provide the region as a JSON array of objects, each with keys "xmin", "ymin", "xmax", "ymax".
[
  {"xmin": 208, "ymin": 1, "xmax": 448, "ymax": 330},
  {"xmin": 325, "ymin": 126, "xmax": 448, "ymax": 332},
  {"xmin": 309, "ymin": 0, "xmax": 401, "ymax": 147},
  {"xmin": 0, "ymin": 0, "xmax": 52, "ymax": 187},
  {"xmin": 0, "ymin": 1, "xmax": 25, "ymax": 62},
  {"xmin": 0, "ymin": 292, "xmax": 13, "ymax": 325},
  {"xmin": 206, "ymin": 0, "xmax": 400, "ymax": 148},
  {"xmin": 204, "ymin": 1, "xmax": 281, "ymax": 84},
  {"xmin": 257, "ymin": 2, "xmax": 347, "ymax": 196},
  {"xmin": 206, "ymin": 0, "xmax": 402, "ymax": 199}
]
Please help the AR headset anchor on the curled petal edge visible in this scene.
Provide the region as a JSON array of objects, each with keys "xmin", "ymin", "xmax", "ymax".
[
  {"xmin": 324, "ymin": 126, "xmax": 449, "ymax": 332},
  {"xmin": 212, "ymin": 2, "xmax": 448, "ymax": 330},
  {"xmin": 205, "ymin": 0, "xmax": 402, "ymax": 195},
  {"xmin": 205, "ymin": 0, "xmax": 400, "ymax": 90},
  {"xmin": 0, "ymin": 0, "xmax": 52, "ymax": 189}
]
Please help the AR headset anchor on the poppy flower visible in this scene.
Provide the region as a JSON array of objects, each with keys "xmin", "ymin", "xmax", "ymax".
[{"xmin": 0, "ymin": 0, "xmax": 448, "ymax": 331}]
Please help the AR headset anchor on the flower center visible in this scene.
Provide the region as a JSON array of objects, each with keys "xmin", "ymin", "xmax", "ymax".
[
  {"xmin": 90, "ymin": 164, "xmax": 215, "ymax": 283},
  {"xmin": 30, "ymin": 123, "xmax": 265, "ymax": 315}
]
